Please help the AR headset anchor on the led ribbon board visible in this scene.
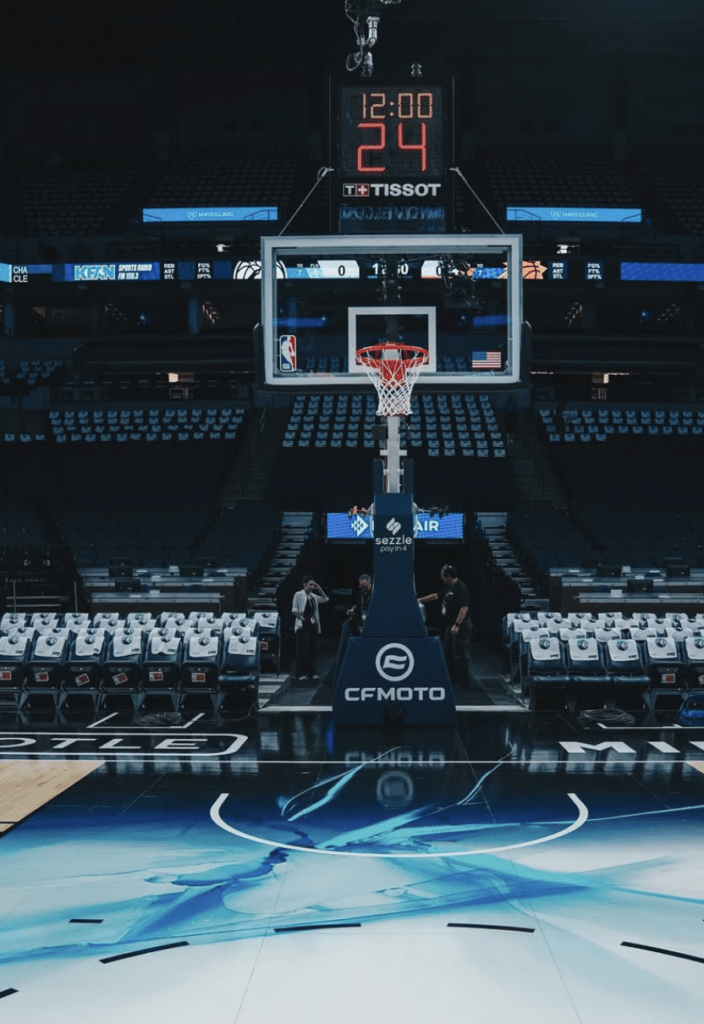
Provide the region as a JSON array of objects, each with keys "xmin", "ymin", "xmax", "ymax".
[
  {"xmin": 326, "ymin": 512, "xmax": 464, "ymax": 541},
  {"xmin": 507, "ymin": 207, "xmax": 642, "ymax": 223},
  {"xmin": 620, "ymin": 262, "xmax": 704, "ymax": 282},
  {"xmin": 142, "ymin": 207, "xmax": 277, "ymax": 223}
]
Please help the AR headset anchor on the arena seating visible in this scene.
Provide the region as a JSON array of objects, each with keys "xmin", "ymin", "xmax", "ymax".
[
  {"xmin": 0, "ymin": 501, "xmax": 46, "ymax": 546},
  {"xmin": 534, "ymin": 403, "xmax": 704, "ymax": 570},
  {"xmin": 505, "ymin": 610, "xmax": 704, "ymax": 710},
  {"xmin": 507, "ymin": 503, "xmax": 597, "ymax": 581},
  {"xmin": 272, "ymin": 425, "xmax": 516, "ymax": 512},
  {"xmin": 21, "ymin": 150, "xmax": 143, "ymax": 236},
  {"xmin": 639, "ymin": 147, "xmax": 704, "ymax": 235},
  {"xmin": 55, "ymin": 504, "xmax": 212, "ymax": 569},
  {"xmin": 282, "ymin": 392, "xmax": 506, "ymax": 458},
  {"xmin": 539, "ymin": 402, "xmax": 704, "ymax": 443},
  {"xmin": 10, "ymin": 142, "xmax": 702, "ymax": 239},
  {"xmin": 146, "ymin": 144, "xmax": 301, "ymax": 215},
  {"xmin": 46, "ymin": 404, "xmax": 246, "ymax": 443},
  {"xmin": 0, "ymin": 610, "xmax": 278, "ymax": 715},
  {"xmin": 1, "ymin": 398, "xmax": 283, "ymax": 613},
  {"xmin": 483, "ymin": 144, "xmax": 638, "ymax": 213},
  {"xmin": 52, "ymin": 496, "xmax": 278, "ymax": 575},
  {"xmin": 0, "ymin": 407, "xmax": 249, "ymax": 570},
  {"xmin": 0, "ymin": 359, "xmax": 64, "ymax": 400},
  {"xmin": 191, "ymin": 503, "xmax": 281, "ymax": 575}
]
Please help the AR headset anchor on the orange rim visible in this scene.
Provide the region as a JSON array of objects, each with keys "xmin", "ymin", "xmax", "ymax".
[{"xmin": 356, "ymin": 343, "xmax": 429, "ymax": 368}]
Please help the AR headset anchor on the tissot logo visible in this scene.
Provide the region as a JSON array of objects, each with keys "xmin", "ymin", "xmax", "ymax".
[
  {"xmin": 386, "ymin": 517, "xmax": 401, "ymax": 536},
  {"xmin": 375, "ymin": 642, "xmax": 414, "ymax": 682},
  {"xmin": 343, "ymin": 183, "xmax": 442, "ymax": 198}
]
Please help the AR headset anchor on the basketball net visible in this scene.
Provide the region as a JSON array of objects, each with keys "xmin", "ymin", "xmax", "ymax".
[{"xmin": 356, "ymin": 344, "xmax": 429, "ymax": 417}]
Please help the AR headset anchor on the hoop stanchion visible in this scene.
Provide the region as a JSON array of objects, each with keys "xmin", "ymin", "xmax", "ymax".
[
  {"xmin": 356, "ymin": 344, "xmax": 429, "ymax": 417},
  {"xmin": 333, "ymin": 341, "xmax": 456, "ymax": 726}
]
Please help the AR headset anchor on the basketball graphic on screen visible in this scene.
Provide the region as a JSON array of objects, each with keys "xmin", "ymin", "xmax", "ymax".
[
  {"xmin": 522, "ymin": 260, "xmax": 548, "ymax": 280},
  {"xmin": 233, "ymin": 261, "xmax": 261, "ymax": 280},
  {"xmin": 233, "ymin": 260, "xmax": 287, "ymax": 280}
]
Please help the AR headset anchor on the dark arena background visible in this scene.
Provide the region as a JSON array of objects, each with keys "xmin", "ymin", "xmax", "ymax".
[{"xmin": 3, "ymin": 2, "xmax": 704, "ymax": 1021}]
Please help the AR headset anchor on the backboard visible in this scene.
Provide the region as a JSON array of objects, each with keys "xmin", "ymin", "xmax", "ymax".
[{"xmin": 260, "ymin": 234, "xmax": 523, "ymax": 390}]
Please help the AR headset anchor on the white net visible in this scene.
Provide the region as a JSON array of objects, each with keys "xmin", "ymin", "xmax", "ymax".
[{"xmin": 356, "ymin": 345, "xmax": 429, "ymax": 417}]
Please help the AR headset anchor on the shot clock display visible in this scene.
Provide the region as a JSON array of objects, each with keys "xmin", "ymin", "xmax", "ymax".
[{"xmin": 338, "ymin": 85, "xmax": 445, "ymax": 178}]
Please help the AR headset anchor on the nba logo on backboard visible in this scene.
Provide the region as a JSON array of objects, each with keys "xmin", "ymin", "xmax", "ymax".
[{"xmin": 279, "ymin": 335, "xmax": 297, "ymax": 372}]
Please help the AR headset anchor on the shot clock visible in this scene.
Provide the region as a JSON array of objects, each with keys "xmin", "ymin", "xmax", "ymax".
[{"xmin": 338, "ymin": 85, "xmax": 445, "ymax": 178}]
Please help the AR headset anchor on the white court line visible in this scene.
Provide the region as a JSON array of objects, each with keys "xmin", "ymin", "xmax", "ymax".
[
  {"xmin": 87, "ymin": 712, "xmax": 205, "ymax": 730},
  {"xmin": 261, "ymin": 706, "xmax": 333, "ymax": 713},
  {"xmin": 86, "ymin": 713, "xmax": 120, "ymax": 729},
  {"xmin": 456, "ymin": 705, "xmax": 527, "ymax": 712},
  {"xmin": 210, "ymin": 791, "xmax": 588, "ymax": 858},
  {"xmin": 206, "ymin": 758, "xmax": 704, "ymax": 764},
  {"xmin": 596, "ymin": 722, "xmax": 704, "ymax": 730},
  {"xmin": 173, "ymin": 713, "xmax": 205, "ymax": 729}
]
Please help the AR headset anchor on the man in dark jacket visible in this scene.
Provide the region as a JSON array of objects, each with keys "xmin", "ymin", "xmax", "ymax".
[
  {"xmin": 418, "ymin": 564, "xmax": 472, "ymax": 687},
  {"xmin": 331, "ymin": 573, "xmax": 372, "ymax": 685}
]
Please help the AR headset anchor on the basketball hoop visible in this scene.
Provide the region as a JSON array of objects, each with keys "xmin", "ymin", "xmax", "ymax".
[{"xmin": 356, "ymin": 343, "xmax": 429, "ymax": 417}]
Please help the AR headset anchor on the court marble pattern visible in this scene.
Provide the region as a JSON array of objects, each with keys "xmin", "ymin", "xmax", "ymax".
[{"xmin": 0, "ymin": 710, "xmax": 702, "ymax": 1023}]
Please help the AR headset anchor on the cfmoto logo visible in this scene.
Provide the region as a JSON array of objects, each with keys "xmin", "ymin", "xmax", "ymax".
[
  {"xmin": 375, "ymin": 642, "xmax": 414, "ymax": 682},
  {"xmin": 386, "ymin": 518, "xmax": 401, "ymax": 535}
]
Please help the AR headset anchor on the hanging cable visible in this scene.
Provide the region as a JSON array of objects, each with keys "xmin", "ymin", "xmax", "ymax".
[
  {"xmin": 344, "ymin": 0, "xmax": 402, "ymax": 75},
  {"xmin": 345, "ymin": 1, "xmax": 366, "ymax": 71},
  {"xmin": 450, "ymin": 166, "xmax": 506, "ymax": 235},
  {"xmin": 278, "ymin": 166, "xmax": 334, "ymax": 236}
]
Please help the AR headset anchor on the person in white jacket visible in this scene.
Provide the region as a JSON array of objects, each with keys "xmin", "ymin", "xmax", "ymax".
[{"xmin": 291, "ymin": 575, "xmax": 329, "ymax": 680}]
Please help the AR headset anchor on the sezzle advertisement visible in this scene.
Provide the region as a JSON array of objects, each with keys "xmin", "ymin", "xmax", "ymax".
[{"xmin": 327, "ymin": 511, "xmax": 463, "ymax": 541}]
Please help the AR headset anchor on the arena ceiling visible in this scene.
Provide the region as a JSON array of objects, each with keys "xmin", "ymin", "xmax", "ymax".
[{"xmin": 6, "ymin": 0, "xmax": 704, "ymax": 71}]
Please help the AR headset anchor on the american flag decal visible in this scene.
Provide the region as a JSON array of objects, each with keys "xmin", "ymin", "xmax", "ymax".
[{"xmin": 472, "ymin": 350, "xmax": 502, "ymax": 369}]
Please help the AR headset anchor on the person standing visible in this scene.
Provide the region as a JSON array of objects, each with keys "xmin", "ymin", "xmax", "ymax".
[
  {"xmin": 331, "ymin": 573, "xmax": 373, "ymax": 684},
  {"xmin": 418, "ymin": 564, "xmax": 472, "ymax": 688},
  {"xmin": 291, "ymin": 575, "xmax": 329, "ymax": 680}
]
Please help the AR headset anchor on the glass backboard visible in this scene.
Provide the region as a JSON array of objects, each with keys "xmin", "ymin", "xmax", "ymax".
[{"xmin": 260, "ymin": 234, "xmax": 523, "ymax": 389}]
